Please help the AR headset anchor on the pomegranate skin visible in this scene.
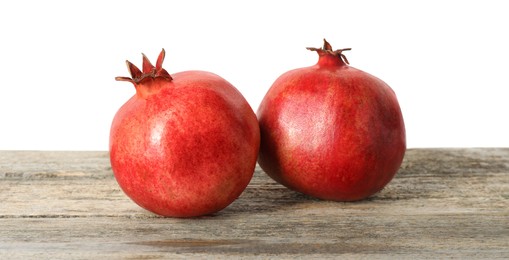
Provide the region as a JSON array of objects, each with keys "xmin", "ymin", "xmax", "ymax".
[
  {"xmin": 257, "ymin": 40, "xmax": 406, "ymax": 201},
  {"xmin": 110, "ymin": 50, "xmax": 260, "ymax": 217}
]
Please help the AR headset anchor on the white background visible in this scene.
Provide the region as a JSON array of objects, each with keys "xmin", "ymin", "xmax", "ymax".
[{"xmin": 1, "ymin": 0, "xmax": 508, "ymax": 151}]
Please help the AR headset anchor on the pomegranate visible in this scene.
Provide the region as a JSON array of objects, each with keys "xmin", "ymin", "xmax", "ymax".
[
  {"xmin": 257, "ymin": 39, "xmax": 406, "ymax": 201},
  {"xmin": 110, "ymin": 49, "xmax": 260, "ymax": 217}
]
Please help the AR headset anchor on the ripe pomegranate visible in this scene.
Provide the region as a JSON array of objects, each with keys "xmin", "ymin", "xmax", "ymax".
[
  {"xmin": 110, "ymin": 49, "xmax": 260, "ymax": 217},
  {"xmin": 257, "ymin": 39, "xmax": 406, "ymax": 201}
]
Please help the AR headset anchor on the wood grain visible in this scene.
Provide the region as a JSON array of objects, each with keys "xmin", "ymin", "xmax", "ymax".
[{"xmin": 1, "ymin": 149, "xmax": 508, "ymax": 259}]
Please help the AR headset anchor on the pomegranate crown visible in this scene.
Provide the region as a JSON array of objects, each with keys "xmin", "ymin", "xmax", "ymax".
[
  {"xmin": 307, "ymin": 39, "xmax": 351, "ymax": 64},
  {"xmin": 116, "ymin": 49, "xmax": 172, "ymax": 84}
]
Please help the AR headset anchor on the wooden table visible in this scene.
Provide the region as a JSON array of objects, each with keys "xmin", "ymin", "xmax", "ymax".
[{"xmin": 1, "ymin": 149, "xmax": 508, "ymax": 259}]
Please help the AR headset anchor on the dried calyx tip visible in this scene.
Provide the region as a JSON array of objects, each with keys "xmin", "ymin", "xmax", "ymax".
[
  {"xmin": 307, "ymin": 39, "xmax": 351, "ymax": 64},
  {"xmin": 115, "ymin": 49, "xmax": 172, "ymax": 83}
]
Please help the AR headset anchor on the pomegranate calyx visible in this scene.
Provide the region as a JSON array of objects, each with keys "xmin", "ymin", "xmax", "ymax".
[
  {"xmin": 307, "ymin": 39, "xmax": 351, "ymax": 65},
  {"xmin": 115, "ymin": 49, "xmax": 173, "ymax": 84}
]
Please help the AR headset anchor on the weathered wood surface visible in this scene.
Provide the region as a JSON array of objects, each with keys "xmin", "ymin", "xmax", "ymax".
[{"xmin": 0, "ymin": 149, "xmax": 508, "ymax": 259}]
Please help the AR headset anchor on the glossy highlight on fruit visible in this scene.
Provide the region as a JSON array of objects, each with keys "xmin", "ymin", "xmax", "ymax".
[
  {"xmin": 257, "ymin": 39, "xmax": 406, "ymax": 201},
  {"xmin": 110, "ymin": 49, "xmax": 260, "ymax": 217}
]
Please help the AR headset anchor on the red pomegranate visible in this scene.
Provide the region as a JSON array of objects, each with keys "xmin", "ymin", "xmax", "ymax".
[
  {"xmin": 257, "ymin": 39, "xmax": 406, "ymax": 201},
  {"xmin": 110, "ymin": 49, "xmax": 260, "ymax": 217}
]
